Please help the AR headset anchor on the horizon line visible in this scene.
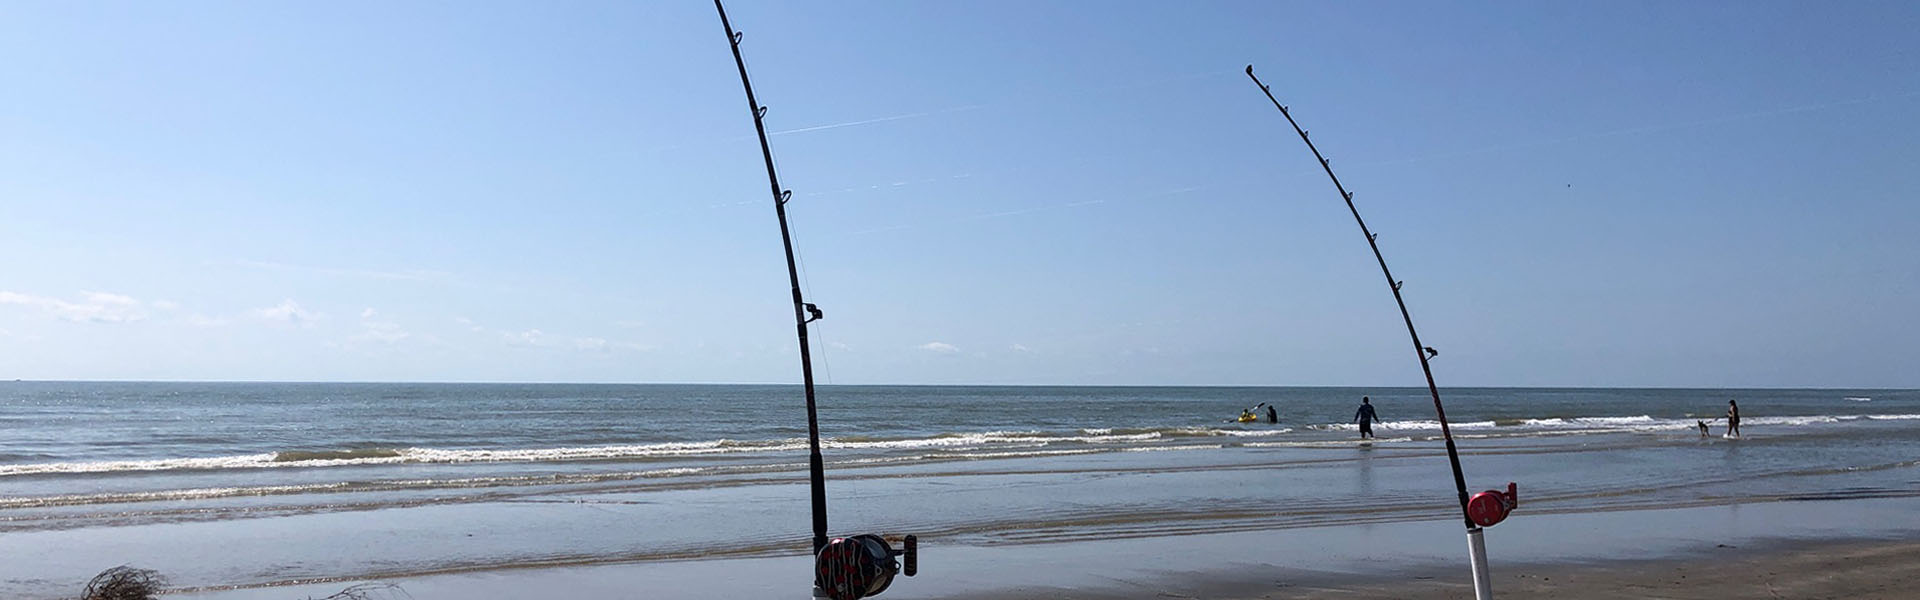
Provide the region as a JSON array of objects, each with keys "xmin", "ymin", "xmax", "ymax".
[{"xmin": 3, "ymin": 379, "xmax": 1911, "ymax": 392}]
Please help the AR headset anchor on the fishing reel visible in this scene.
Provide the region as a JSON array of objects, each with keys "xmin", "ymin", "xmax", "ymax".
[
  {"xmin": 815, "ymin": 534, "xmax": 917, "ymax": 600},
  {"xmin": 1466, "ymin": 482, "xmax": 1519, "ymax": 527}
]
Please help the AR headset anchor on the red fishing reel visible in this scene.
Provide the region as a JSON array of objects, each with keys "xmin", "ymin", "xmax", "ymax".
[
  {"xmin": 816, "ymin": 534, "xmax": 917, "ymax": 600},
  {"xmin": 1467, "ymin": 482, "xmax": 1519, "ymax": 527}
]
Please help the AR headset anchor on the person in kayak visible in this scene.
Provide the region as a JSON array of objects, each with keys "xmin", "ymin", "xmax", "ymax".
[
  {"xmin": 1266, "ymin": 404, "xmax": 1278, "ymax": 424},
  {"xmin": 1353, "ymin": 397, "xmax": 1380, "ymax": 439}
]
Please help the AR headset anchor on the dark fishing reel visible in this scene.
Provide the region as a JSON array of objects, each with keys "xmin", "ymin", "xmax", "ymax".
[{"xmin": 815, "ymin": 534, "xmax": 917, "ymax": 600}]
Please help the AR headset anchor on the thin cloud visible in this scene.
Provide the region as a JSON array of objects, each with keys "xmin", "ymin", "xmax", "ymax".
[
  {"xmin": 348, "ymin": 321, "xmax": 410, "ymax": 345},
  {"xmin": 0, "ymin": 291, "xmax": 150, "ymax": 323},
  {"xmin": 477, "ymin": 318, "xmax": 649, "ymax": 353},
  {"xmin": 186, "ymin": 314, "xmax": 230, "ymax": 327},
  {"xmin": 250, "ymin": 299, "xmax": 320, "ymax": 326},
  {"xmin": 230, "ymin": 259, "xmax": 454, "ymax": 283},
  {"xmin": 503, "ymin": 329, "xmax": 548, "ymax": 347},
  {"xmin": 916, "ymin": 341, "xmax": 960, "ymax": 354},
  {"xmin": 339, "ymin": 307, "xmax": 409, "ymax": 345}
]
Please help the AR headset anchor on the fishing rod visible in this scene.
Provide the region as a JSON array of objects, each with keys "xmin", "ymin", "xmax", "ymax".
[
  {"xmin": 713, "ymin": 3, "xmax": 914, "ymax": 598},
  {"xmin": 1244, "ymin": 65, "xmax": 1517, "ymax": 600}
]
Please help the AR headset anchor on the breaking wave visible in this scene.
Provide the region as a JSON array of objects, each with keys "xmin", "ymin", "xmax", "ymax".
[{"xmin": 1, "ymin": 414, "xmax": 1907, "ymax": 478}]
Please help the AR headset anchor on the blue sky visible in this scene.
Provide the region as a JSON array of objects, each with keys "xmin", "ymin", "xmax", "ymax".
[{"xmin": 1, "ymin": 1, "xmax": 1915, "ymax": 387}]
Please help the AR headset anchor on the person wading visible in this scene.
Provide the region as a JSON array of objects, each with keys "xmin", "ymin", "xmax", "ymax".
[
  {"xmin": 1353, "ymin": 397, "xmax": 1381, "ymax": 439},
  {"xmin": 1726, "ymin": 399, "xmax": 1741, "ymax": 437}
]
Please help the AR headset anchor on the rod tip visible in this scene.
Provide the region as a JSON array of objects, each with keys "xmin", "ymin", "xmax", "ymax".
[{"xmin": 1244, "ymin": 64, "xmax": 1254, "ymax": 74}]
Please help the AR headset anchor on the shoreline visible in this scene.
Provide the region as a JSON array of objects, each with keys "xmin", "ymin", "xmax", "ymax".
[{"xmin": 171, "ymin": 496, "xmax": 1920, "ymax": 600}]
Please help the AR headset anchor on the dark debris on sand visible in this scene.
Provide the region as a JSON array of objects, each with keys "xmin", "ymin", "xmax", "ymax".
[
  {"xmin": 312, "ymin": 583, "xmax": 412, "ymax": 600},
  {"xmin": 78, "ymin": 567, "xmax": 408, "ymax": 600},
  {"xmin": 81, "ymin": 567, "xmax": 164, "ymax": 600}
]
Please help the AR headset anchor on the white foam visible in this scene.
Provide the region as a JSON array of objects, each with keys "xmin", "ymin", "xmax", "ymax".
[
  {"xmin": 1523, "ymin": 415, "xmax": 1662, "ymax": 427},
  {"xmin": 5, "ymin": 411, "xmax": 1906, "ymax": 478},
  {"xmin": 1245, "ymin": 437, "xmax": 1414, "ymax": 448},
  {"xmin": 0, "ymin": 482, "xmax": 351, "ymax": 508},
  {"xmin": 1746, "ymin": 415, "xmax": 1847, "ymax": 426},
  {"xmin": 1310, "ymin": 420, "xmax": 1498, "ymax": 431},
  {"xmin": 0, "ymin": 439, "xmax": 807, "ymax": 477},
  {"xmin": 1302, "ymin": 412, "xmax": 1906, "ymax": 436}
]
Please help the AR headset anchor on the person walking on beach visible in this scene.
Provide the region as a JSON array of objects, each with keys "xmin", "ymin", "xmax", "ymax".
[
  {"xmin": 1266, "ymin": 404, "xmax": 1278, "ymax": 424},
  {"xmin": 1726, "ymin": 399, "xmax": 1741, "ymax": 437},
  {"xmin": 1353, "ymin": 397, "xmax": 1380, "ymax": 439}
]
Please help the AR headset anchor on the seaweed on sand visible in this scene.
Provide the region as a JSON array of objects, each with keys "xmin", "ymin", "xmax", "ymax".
[
  {"xmin": 81, "ymin": 567, "xmax": 164, "ymax": 600},
  {"xmin": 313, "ymin": 583, "xmax": 412, "ymax": 600},
  {"xmin": 77, "ymin": 567, "xmax": 408, "ymax": 600}
]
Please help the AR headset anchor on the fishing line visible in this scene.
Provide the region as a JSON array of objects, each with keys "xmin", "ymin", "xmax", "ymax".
[
  {"xmin": 1245, "ymin": 64, "xmax": 1475, "ymax": 528},
  {"xmin": 1247, "ymin": 64, "xmax": 1518, "ymax": 600},
  {"xmin": 714, "ymin": 7, "xmax": 918, "ymax": 598},
  {"xmin": 712, "ymin": 0, "xmax": 831, "ymax": 557},
  {"xmin": 789, "ymin": 226, "xmax": 832, "ymax": 384}
]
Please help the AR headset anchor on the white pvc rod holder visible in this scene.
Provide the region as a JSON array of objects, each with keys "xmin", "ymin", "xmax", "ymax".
[{"xmin": 1467, "ymin": 527, "xmax": 1493, "ymax": 600}]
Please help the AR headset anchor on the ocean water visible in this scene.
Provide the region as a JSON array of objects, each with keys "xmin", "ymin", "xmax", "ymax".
[{"xmin": 2, "ymin": 382, "xmax": 1916, "ymax": 598}]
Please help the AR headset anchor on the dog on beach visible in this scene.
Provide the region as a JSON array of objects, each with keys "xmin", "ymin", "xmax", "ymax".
[{"xmin": 1697, "ymin": 420, "xmax": 1710, "ymax": 437}]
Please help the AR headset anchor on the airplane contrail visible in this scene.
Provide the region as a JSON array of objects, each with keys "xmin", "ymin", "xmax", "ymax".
[
  {"xmin": 849, "ymin": 186, "xmax": 1206, "ymax": 235},
  {"xmin": 1361, "ymin": 90, "xmax": 1920, "ymax": 168},
  {"xmin": 770, "ymin": 105, "xmax": 987, "ymax": 136},
  {"xmin": 653, "ymin": 69, "xmax": 1236, "ymax": 153},
  {"xmin": 770, "ymin": 70, "xmax": 1231, "ymax": 138}
]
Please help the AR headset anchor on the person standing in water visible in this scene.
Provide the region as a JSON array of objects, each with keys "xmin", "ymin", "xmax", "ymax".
[
  {"xmin": 1266, "ymin": 404, "xmax": 1278, "ymax": 424},
  {"xmin": 1353, "ymin": 397, "xmax": 1380, "ymax": 439},
  {"xmin": 1726, "ymin": 399, "xmax": 1741, "ymax": 437}
]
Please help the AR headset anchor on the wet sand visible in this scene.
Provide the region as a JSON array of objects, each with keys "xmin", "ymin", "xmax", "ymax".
[
  {"xmin": 172, "ymin": 497, "xmax": 1920, "ymax": 600},
  {"xmin": 1241, "ymin": 540, "xmax": 1920, "ymax": 600},
  {"xmin": 169, "ymin": 539, "xmax": 1920, "ymax": 600}
]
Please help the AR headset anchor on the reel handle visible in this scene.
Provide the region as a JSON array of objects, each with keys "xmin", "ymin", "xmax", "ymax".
[{"xmin": 901, "ymin": 535, "xmax": 917, "ymax": 577}]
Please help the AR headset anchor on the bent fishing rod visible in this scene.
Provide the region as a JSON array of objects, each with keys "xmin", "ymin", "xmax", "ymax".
[
  {"xmin": 1245, "ymin": 65, "xmax": 1515, "ymax": 599},
  {"xmin": 714, "ymin": 0, "xmax": 828, "ymax": 557},
  {"xmin": 714, "ymin": 3, "xmax": 914, "ymax": 598}
]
